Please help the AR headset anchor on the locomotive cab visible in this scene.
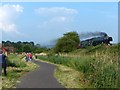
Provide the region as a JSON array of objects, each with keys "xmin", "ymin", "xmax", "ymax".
[{"xmin": 108, "ymin": 37, "xmax": 113, "ymax": 41}]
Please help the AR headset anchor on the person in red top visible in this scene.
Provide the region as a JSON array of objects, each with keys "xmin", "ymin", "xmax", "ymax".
[{"xmin": 29, "ymin": 53, "xmax": 32, "ymax": 61}]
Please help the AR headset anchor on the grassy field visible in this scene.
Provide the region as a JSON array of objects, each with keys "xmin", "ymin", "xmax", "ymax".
[
  {"xmin": 1, "ymin": 54, "xmax": 38, "ymax": 89},
  {"xmin": 37, "ymin": 44, "xmax": 119, "ymax": 88}
]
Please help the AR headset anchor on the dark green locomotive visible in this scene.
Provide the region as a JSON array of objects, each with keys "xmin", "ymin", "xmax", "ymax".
[{"xmin": 80, "ymin": 34, "xmax": 113, "ymax": 48}]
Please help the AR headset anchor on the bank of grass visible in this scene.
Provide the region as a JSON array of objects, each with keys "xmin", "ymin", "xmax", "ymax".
[
  {"xmin": 37, "ymin": 44, "xmax": 119, "ymax": 88},
  {"xmin": 1, "ymin": 54, "xmax": 38, "ymax": 89},
  {"xmin": 54, "ymin": 65, "xmax": 91, "ymax": 88}
]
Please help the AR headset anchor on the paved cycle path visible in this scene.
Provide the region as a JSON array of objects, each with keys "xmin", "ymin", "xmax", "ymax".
[{"xmin": 17, "ymin": 60, "xmax": 66, "ymax": 88}]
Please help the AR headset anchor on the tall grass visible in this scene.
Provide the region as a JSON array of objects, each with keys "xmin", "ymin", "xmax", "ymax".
[
  {"xmin": 37, "ymin": 44, "xmax": 119, "ymax": 88},
  {"xmin": 7, "ymin": 54, "xmax": 26, "ymax": 67}
]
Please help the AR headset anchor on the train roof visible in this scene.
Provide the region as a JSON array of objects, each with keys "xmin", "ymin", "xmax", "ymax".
[{"xmin": 81, "ymin": 36, "xmax": 105, "ymax": 42}]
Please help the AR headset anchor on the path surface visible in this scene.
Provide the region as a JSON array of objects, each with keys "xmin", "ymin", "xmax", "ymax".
[{"xmin": 17, "ymin": 60, "xmax": 66, "ymax": 88}]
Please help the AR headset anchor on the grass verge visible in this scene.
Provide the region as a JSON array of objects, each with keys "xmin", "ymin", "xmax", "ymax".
[{"xmin": 54, "ymin": 65, "xmax": 91, "ymax": 88}]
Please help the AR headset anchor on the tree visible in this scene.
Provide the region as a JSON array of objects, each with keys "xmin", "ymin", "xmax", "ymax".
[
  {"xmin": 23, "ymin": 44, "xmax": 32, "ymax": 52},
  {"xmin": 53, "ymin": 31, "xmax": 80, "ymax": 53}
]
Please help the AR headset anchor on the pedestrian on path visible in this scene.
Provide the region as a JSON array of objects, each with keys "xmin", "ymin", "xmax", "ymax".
[
  {"xmin": 29, "ymin": 53, "xmax": 33, "ymax": 61},
  {"xmin": 25, "ymin": 53, "xmax": 29, "ymax": 62},
  {"xmin": 0, "ymin": 49, "xmax": 7, "ymax": 76}
]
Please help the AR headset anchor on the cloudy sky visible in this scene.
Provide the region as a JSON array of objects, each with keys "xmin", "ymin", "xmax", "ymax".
[{"xmin": 0, "ymin": 2, "xmax": 118, "ymax": 45}]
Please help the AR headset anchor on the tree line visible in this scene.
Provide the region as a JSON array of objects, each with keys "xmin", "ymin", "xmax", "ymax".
[
  {"xmin": 2, "ymin": 31, "xmax": 80, "ymax": 53},
  {"xmin": 2, "ymin": 41, "xmax": 47, "ymax": 53}
]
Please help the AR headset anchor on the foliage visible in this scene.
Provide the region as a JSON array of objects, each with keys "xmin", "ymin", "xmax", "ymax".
[{"xmin": 53, "ymin": 31, "xmax": 80, "ymax": 53}]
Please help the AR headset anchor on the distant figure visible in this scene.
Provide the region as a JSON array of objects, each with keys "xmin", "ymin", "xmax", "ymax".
[
  {"xmin": 29, "ymin": 53, "xmax": 33, "ymax": 61},
  {"xmin": 0, "ymin": 49, "xmax": 7, "ymax": 76},
  {"xmin": 25, "ymin": 53, "xmax": 29, "ymax": 62}
]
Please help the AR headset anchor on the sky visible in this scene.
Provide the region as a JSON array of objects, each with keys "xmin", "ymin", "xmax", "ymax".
[{"xmin": 0, "ymin": 2, "xmax": 118, "ymax": 46}]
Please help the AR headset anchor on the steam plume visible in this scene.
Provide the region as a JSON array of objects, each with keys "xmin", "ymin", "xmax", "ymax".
[{"xmin": 79, "ymin": 31, "xmax": 108, "ymax": 40}]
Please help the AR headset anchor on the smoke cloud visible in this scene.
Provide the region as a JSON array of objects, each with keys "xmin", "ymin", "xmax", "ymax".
[{"xmin": 79, "ymin": 31, "xmax": 108, "ymax": 40}]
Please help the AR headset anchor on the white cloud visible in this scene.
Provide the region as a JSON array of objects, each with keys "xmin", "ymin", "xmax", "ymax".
[
  {"xmin": 49, "ymin": 16, "xmax": 66, "ymax": 23},
  {"xmin": 36, "ymin": 7, "xmax": 78, "ymax": 16},
  {"xmin": 35, "ymin": 7, "xmax": 78, "ymax": 23},
  {"xmin": 0, "ymin": 4, "xmax": 23, "ymax": 34}
]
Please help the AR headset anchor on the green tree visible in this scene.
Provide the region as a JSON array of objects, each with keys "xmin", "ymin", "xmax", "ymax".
[
  {"xmin": 23, "ymin": 44, "xmax": 32, "ymax": 52},
  {"xmin": 54, "ymin": 31, "xmax": 80, "ymax": 53}
]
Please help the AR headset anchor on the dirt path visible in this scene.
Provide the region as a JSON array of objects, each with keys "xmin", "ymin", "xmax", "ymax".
[{"xmin": 17, "ymin": 59, "xmax": 66, "ymax": 88}]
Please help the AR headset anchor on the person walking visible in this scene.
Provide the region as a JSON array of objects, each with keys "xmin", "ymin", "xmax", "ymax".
[
  {"xmin": 25, "ymin": 53, "xmax": 29, "ymax": 62},
  {"xmin": 29, "ymin": 53, "xmax": 33, "ymax": 61},
  {"xmin": 0, "ymin": 49, "xmax": 7, "ymax": 76}
]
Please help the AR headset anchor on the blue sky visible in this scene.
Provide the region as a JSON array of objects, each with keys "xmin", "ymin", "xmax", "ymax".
[{"xmin": 0, "ymin": 2, "xmax": 118, "ymax": 45}]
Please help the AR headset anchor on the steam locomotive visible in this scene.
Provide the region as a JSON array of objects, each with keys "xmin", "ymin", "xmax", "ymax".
[{"xmin": 80, "ymin": 33, "xmax": 113, "ymax": 48}]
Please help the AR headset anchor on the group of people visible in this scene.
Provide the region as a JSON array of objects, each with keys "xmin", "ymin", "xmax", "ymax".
[
  {"xmin": 0, "ymin": 50, "xmax": 34, "ymax": 76},
  {"xmin": 25, "ymin": 53, "xmax": 33, "ymax": 62},
  {"xmin": 0, "ymin": 49, "xmax": 7, "ymax": 76}
]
